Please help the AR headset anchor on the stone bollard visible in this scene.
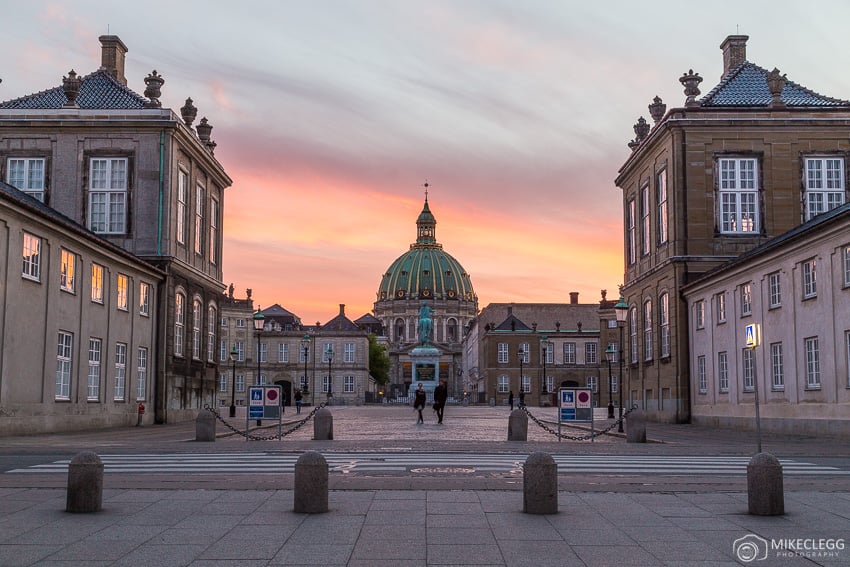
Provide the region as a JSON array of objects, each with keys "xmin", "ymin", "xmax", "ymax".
[
  {"xmin": 314, "ymin": 407, "xmax": 333, "ymax": 440},
  {"xmin": 66, "ymin": 451, "xmax": 104, "ymax": 513},
  {"xmin": 294, "ymin": 451, "xmax": 329, "ymax": 514},
  {"xmin": 508, "ymin": 409, "xmax": 528, "ymax": 441},
  {"xmin": 748, "ymin": 452, "xmax": 784, "ymax": 516},
  {"xmin": 523, "ymin": 452, "xmax": 558, "ymax": 514},
  {"xmin": 626, "ymin": 409, "xmax": 646, "ymax": 443},
  {"xmin": 195, "ymin": 409, "xmax": 216, "ymax": 442}
]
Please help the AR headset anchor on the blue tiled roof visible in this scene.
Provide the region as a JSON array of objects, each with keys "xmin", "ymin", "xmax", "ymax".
[
  {"xmin": 700, "ymin": 63, "xmax": 850, "ymax": 107},
  {"xmin": 0, "ymin": 69, "xmax": 148, "ymax": 109}
]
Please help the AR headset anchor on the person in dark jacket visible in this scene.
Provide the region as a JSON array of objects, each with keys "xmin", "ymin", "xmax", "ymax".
[
  {"xmin": 294, "ymin": 389, "xmax": 303, "ymax": 414},
  {"xmin": 508, "ymin": 390, "xmax": 514, "ymax": 410},
  {"xmin": 433, "ymin": 379, "xmax": 448, "ymax": 424},
  {"xmin": 413, "ymin": 383, "xmax": 426, "ymax": 424}
]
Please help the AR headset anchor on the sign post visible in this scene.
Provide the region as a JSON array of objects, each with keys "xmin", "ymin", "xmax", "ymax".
[
  {"xmin": 247, "ymin": 385, "xmax": 283, "ymax": 439},
  {"xmin": 744, "ymin": 323, "xmax": 762, "ymax": 452},
  {"xmin": 558, "ymin": 387, "xmax": 594, "ymax": 443}
]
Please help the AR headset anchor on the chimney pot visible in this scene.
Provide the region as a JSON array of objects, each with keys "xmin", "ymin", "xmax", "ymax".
[
  {"xmin": 339, "ymin": 304, "xmax": 345, "ymax": 316},
  {"xmin": 99, "ymin": 35, "xmax": 128, "ymax": 86},
  {"xmin": 569, "ymin": 292, "xmax": 579, "ymax": 304},
  {"xmin": 720, "ymin": 35, "xmax": 748, "ymax": 79}
]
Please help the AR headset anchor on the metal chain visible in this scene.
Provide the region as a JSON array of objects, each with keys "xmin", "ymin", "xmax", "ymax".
[
  {"xmin": 204, "ymin": 402, "xmax": 327, "ymax": 441},
  {"xmin": 522, "ymin": 405, "xmax": 639, "ymax": 441}
]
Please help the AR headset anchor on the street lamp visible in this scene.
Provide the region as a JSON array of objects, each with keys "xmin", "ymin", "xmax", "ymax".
[
  {"xmin": 229, "ymin": 346, "xmax": 238, "ymax": 418},
  {"xmin": 614, "ymin": 291, "xmax": 629, "ymax": 432},
  {"xmin": 605, "ymin": 344, "xmax": 615, "ymax": 418},
  {"xmin": 517, "ymin": 347, "xmax": 525, "ymax": 401},
  {"xmin": 540, "ymin": 336, "xmax": 549, "ymax": 405},
  {"xmin": 300, "ymin": 334, "xmax": 311, "ymax": 405},
  {"xmin": 253, "ymin": 308, "xmax": 265, "ymax": 425},
  {"xmin": 325, "ymin": 344, "xmax": 334, "ymax": 403}
]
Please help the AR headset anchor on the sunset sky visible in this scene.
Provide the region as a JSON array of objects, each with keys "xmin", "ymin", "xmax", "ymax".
[{"xmin": 5, "ymin": 1, "xmax": 850, "ymax": 324}]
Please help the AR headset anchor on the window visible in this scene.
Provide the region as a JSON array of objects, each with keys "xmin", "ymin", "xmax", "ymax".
[
  {"xmin": 278, "ymin": 343, "xmax": 289, "ymax": 363},
  {"xmin": 643, "ymin": 300, "xmax": 653, "ymax": 361},
  {"xmin": 607, "ymin": 342, "xmax": 619, "ymax": 363},
  {"xmin": 87, "ymin": 338, "xmax": 102, "ymax": 401},
  {"xmin": 697, "ymin": 356, "xmax": 707, "ymax": 393},
  {"xmin": 741, "ymin": 283, "xmax": 752, "ymax": 316},
  {"xmin": 659, "ymin": 292, "xmax": 670, "ymax": 358},
  {"xmin": 586, "ymin": 375, "xmax": 598, "ymax": 394},
  {"xmin": 629, "ymin": 306, "xmax": 638, "ymax": 364},
  {"xmin": 802, "ymin": 258, "xmax": 817, "ymax": 299},
  {"xmin": 497, "ymin": 343, "xmax": 508, "ymax": 364},
  {"xmin": 56, "ymin": 331, "xmax": 73, "ymax": 400},
  {"xmin": 207, "ymin": 306, "xmax": 216, "ymax": 363},
  {"xmin": 221, "ymin": 316, "xmax": 228, "ymax": 328},
  {"xmin": 344, "ymin": 343, "xmax": 355, "ymax": 363},
  {"xmin": 57, "ymin": 249, "xmax": 76, "ymax": 292},
  {"xmin": 768, "ymin": 272, "xmax": 782, "ymax": 308},
  {"xmin": 542, "ymin": 342, "xmax": 554, "ymax": 364},
  {"xmin": 343, "ymin": 375, "xmax": 355, "ymax": 393},
  {"xmin": 322, "ymin": 342, "xmax": 333, "ymax": 363},
  {"xmin": 718, "ymin": 157, "xmax": 759, "ymax": 234},
  {"xmin": 718, "ymin": 352, "xmax": 729, "ymax": 393},
  {"xmin": 258, "ymin": 373, "xmax": 267, "ymax": 386},
  {"xmin": 236, "ymin": 374, "xmax": 245, "ymax": 392},
  {"xmin": 91, "ymin": 264, "xmax": 104, "ymax": 303},
  {"xmin": 177, "ymin": 170, "xmax": 187, "ymax": 244},
  {"xmin": 544, "ymin": 376, "xmax": 553, "ymax": 393},
  {"xmin": 805, "ymin": 337, "xmax": 820, "ymax": 388},
  {"xmin": 117, "ymin": 274, "xmax": 129, "ymax": 311},
  {"xmin": 22, "ymin": 232, "xmax": 41, "ymax": 280},
  {"xmin": 695, "ymin": 300, "xmax": 705, "ymax": 329},
  {"xmin": 611, "ymin": 375, "xmax": 618, "ymax": 393},
  {"xmin": 139, "ymin": 282, "xmax": 151, "ymax": 316},
  {"xmin": 607, "ymin": 319, "xmax": 617, "ymax": 329},
  {"xmin": 627, "ymin": 199, "xmax": 636, "ymax": 264},
  {"xmin": 742, "ymin": 348, "xmax": 755, "ymax": 392},
  {"xmin": 641, "ymin": 184, "xmax": 650, "ymax": 255},
  {"xmin": 88, "ymin": 157, "xmax": 128, "ymax": 234},
  {"xmin": 194, "ymin": 185, "xmax": 204, "ymax": 255},
  {"xmin": 519, "ymin": 343, "xmax": 530, "ymax": 364},
  {"xmin": 716, "ymin": 292, "xmax": 726, "ymax": 324},
  {"xmin": 521, "ymin": 375, "xmax": 531, "ymax": 393},
  {"xmin": 846, "ymin": 331, "xmax": 850, "ymax": 387},
  {"xmin": 322, "ymin": 375, "xmax": 331, "ymax": 393},
  {"xmin": 137, "ymin": 347, "xmax": 148, "ymax": 400},
  {"xmin": 585, "ymin": 343, "xmax": 598, "ymax": 365},
  {"xmin": 770, "ymin": 342, "xmax": 784, "ymax": 390},
  {"xmin": 804, "ymin": 158, "xmax": 845, "ymax": 221},
  {"xmin": 220, "ymin": 340, "xmax": 227, "ymax": 362},
  {"xmin": 174, "ymin": 293, "xmax": 185, "ymax": 357},
  {"xmin": 7, "ymin": 157, "xmax": 46, "ymax": 201},
  {"xmin": 259, "ymin": 342, "xmax": 268, "ymax": 364},
  {"xmin": 209, "ymin": 198, "xmax": 219, "ymax": 264},
  {"xmin": 844, "ymin": 246, "xmax": 850, "ymax": 287},
  {"xmin": 657, "ymin": 170, "xmax": 668, "ymax": 245},
  {"xmin": 219, "ymin": 374, "xmax": 228, "ymax": 393},
  {"xmin": 114, "ymin": 342, "xmax": 127, "ymax": 401},
  {"xmin": 235, "ymin": 341, "xmax": 245, "ymax": 362},
  {"xmin": 236, "ymin": 318, "xmax": 245, "ymax": 328},
  {"xmin": 563, "ymin": 343, "xmax": 576, "ymax": 364},
  {"xmin": 498, "ymin": 375, "xmax": 509, "ymax": 393},
  {"xmin": 192, "ymin": 299, "xmax": 202, "ymax": 360}
]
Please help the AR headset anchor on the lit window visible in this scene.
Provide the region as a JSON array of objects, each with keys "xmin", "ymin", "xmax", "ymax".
[
  {"xmin": 7, "ymin": 157, "xmax": 46, "ymax": 201},
  {"xmin": 194, "ymin": 185, "xmax": 204, "ymax": 255},
  {"xmin": 695, "ymin": 300, "xmax": 705, "ymax": 329},
  {"xmin": 718, "ymin": 157, "xmax": 759, "ymax": 234},
  {"xmin": 771, "ymin": 342, "xmax": 784, "ymax": 390},
  {"xmin": 174, "ymin": 293, "xmax": 185, "ymax": 357},
  {"xmin": 91, "ymin": 264, "xmax": 104, "ymax": 303},
  {"xmin": 60, "ymin": 249, "xmax": 76, "ymax": 292},
  {"xmin": 114, "ymin": 342, "xmax": 127, "ymax": 401},
  {"xmin": 497, "ymin": 343, "xmax": 508, "ymax": 364},
  {"xmin": 56, "ymin": 331, "xmax": 73, "ymax": 400},
  {"xmin": 741, "ymin": 283, "xmax": 752, "ymax": 316},
  {"xmin": 802, "ymin": 259, "xmax": 817, "ymax": 299},
  {"xmin": 805, "ymin": 337, "xmax": 820, "ymax": 388},
  {"xmin": 718, "ymin": 352, "xmax": 729, "ymax": 393},
  {"xmin": 657, "ymin": 170, "xmax": 668, "ymax": 245},
  {"xmin": 641, "ymin": 184, "xmax": 650, "ymax": 255},
  {"xmin": 88, "ymin": 158, "xmax": 127, "ymax": 234},
  {"xmin": 697, "ymin": 356, "xmax": 707, "ymax": 393},
  {"xmin": 117, "ymin": 274, "xmax": 129, "ymax": 311},
  {"xmin": 804, "ymin": 158, "xmax": 845, "ymax": 221},
  {"xmin": 22, "ymin": 232, "xmax": 41, "ymax": 280},
  {"xmin": 139, "ymin": 282, "xmax": 151, "ymax": 316},
  {"xmin": 136, "ymin": 347, "xmax": 148, "ymax": 400},
  {"xmin": 88, "ymin": 338, "xmax": 101, "ymax": 401},
  {"xmin": 768, "ymin": 272, "xmax": 781, "ymax": 308}
]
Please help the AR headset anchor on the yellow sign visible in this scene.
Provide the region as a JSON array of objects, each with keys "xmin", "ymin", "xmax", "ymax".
[{"xmin": 744, "ymin": 324, "xmax": 759, "ymax": 348}]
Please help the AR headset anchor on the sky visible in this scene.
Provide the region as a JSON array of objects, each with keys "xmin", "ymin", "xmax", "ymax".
[{"xmin": 4, "ymin": 1, "xmax": 850, "ymax": 324}]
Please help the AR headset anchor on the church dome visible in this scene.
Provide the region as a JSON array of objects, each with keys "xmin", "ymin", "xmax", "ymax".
[{"xmin": 377, "ymin": 197, "xmax": 476, "ymax": 303}]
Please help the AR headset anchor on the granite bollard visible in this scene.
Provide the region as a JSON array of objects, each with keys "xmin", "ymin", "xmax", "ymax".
[
  {"xmin": 508, "ymin": 409, "xmax": 528, "ymax": 441},
  {"xmin": 66, "ymin": 451, "xmax": 103, "ymax": 513},
  {"xmin": 294, "ymin": 451, "xmax": 329, "ymax": 514},
  {"xmin": 626, "ymin": 409, "xmax": 646, "ymax": 443},
  {"xmin": 748, "ymin": 452, "xmax": 784, "ymax": 516},
  {"xmin": 314, "ymin": 407, "xmax": 333, "ymax": 440},
  {"xmin": 523, "ymin": 452, "xmax": 558, "ymax": 514},
  {"xmin": 195, "ymin": 409, "xmax": 216, "ymax": 442}
]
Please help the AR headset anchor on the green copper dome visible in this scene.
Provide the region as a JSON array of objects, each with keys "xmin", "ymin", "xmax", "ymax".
[{"xmin": 377, "ymin": 198, "xmax": 475, "ymax": 302}]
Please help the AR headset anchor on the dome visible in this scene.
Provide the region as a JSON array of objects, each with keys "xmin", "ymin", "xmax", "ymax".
[{"xmin": 377, "ymin": 198, "xmax": 476, "ymax": 302}]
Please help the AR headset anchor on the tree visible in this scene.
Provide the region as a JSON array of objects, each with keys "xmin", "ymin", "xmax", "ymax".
[{"xmin": 368, "ymin": 334, "xmax": 390, "ymax": 387}]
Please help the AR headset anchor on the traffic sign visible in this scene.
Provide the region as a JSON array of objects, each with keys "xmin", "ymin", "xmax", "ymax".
[
  {"xmin": 265, "ymin": 388, "xmax": 279, "ymax": 406},
  {"xmin": 744, "ymin": 323, "xmax": 759, "ymax": 348},
  {"xmin": 249, "ymin": 387, "xmax": 264, "ymax": 406}
]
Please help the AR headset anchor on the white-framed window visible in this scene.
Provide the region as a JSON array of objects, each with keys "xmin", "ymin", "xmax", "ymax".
[
  {"xmin": 56, "ymin": 331, "xmax": 73, "ymax": 400},
  {"xmin": 343, "ymin": 375, "xmax": 355, "ymax": 393},
  {"xmin": 742, "ymin": 348, "xmax": 755, "ymax": 392},
  {"xmin": 117, "ymin": 274, "xmax": 129, "ymax": 311},
  {"xmin": 177, "ymin": 170, "xmax": 187, "ymax": 244},
  {"xmin": 259, "ymin": 342, "xmax": 268, "ymax": 364},
  {"xmin": 258, "ymin": 373, "xmax": 267, "ymax": 386},
  {"xmin": 715, "ymin": 292, "xmax": 726, "ymax": 324},
  {"xmin": 136, "ymin": 347, "xmax": 147, "ymax": 400},
  {"xmin": 322, "ymin": 375, "xmax": 331, "ymax": 393},
  {"xmin": 741, "ymin": 283, "xmax": 752, "ymax": 316},
  {"xmin": 194, "ymin": 184, "xmax": 204, "ymax": 255},
  {"xmin": 657, "ymin": 169, "xmax": 668, "ymax": 245},
  {"xmin": 563, "ymin": 343, "xmax": 576, "ymax": 365},
  {"xmin": 627, "ymin": 199, "xmax": 636, "ymax": 265},
  {"xmin": 322, "ymin": 342, "xmax": 334, "ymax": 363},
  {"xmin": 114, "ymin": 342, "xmax": 127, "ymax": 401},
  {"xmin": 802, "ymin": 258, "xmax": 817, "ymax": 299},
  {"xmin": 22, "ymin": 231, "xmax": 41, "ymax": 280},
  {"xmin": 497, "ymin": 374, "xmax": 509, "ymax": 393},
  {"xmin": 697, "ymin": 356, "xmax": 707, "ymax": 393},
  {"xmin": 770, "ymin": 342, "xmax": 784, "ymax": 390},
  {"xmin": 344, "ymin": 342, "xmax": 355, "ymax": 363},
  {"xmin": 643, "ymin": 300, "xmax": 653, "ymax": 361},
  {"xmin": 804, "ymin": 157, "xmax": 845, "ymax": 221},
  {"xmin": 91, "ymin": 263, "xmax": 104, "ymax": 303},
  {"xmin": 844, "ymin": 246, "xmax": 850, "ymax": 287},
  {"xmin": 88, "ymin": 157, "xmax": 127, "ymax": 234},
  {"xmin": 236, "ymin": 374, "xmax": 245, "ymax": 392},
  {"xmin": 139, "ymin": 282, "xmax": 151, "ymax": 316},
  {"xmin": 87, "ymin": 338, "xmax": 102, "ymax": 401},
  {"xmin": 659, "ymin": 292, "xmax": 670, "ymax": 357},
  {"xmin": 209, "ymin": 198, "xmax": 219, "ymax": 264},
  {"xmin": 220, "ymin": 339, "xmax": 227, "ymax": 362},
  {"xmin": 219, "ymin": 374, "xmax": 228, "ymax": 393},
  {"xmin": 174, "ymin": 292, "xmax": 185, "ymax": 357},
  {"xmin": 805, "ymin": 337, "xmax": 820, "ymax": 389},
  {"xmin": 606, "ymin": 342, "xmax": 618, "ymax": 364},
  {"xmin": 221, "ymin": 316, "xmax": 228, "ymax": 328},
  {"xmin": 641, "ymin": 184, "xmax": 650, "ymax": 255},
  {"xmin": 544, "ymin": 375, "xmax": 553, "ymax": 393},
  {"xmin": 236, "ymin": 318, "xmax": 245, "ymax": 328},
  {"xmin": 586, "ymin": 375, "xmax": 598, "ymax": 394},
  {"xmin": 542, "ymin": 342, "xmax": 554, "ymax": 364},
  {"xmin": 585, "ymin": 343, "xmax": 598, "ymax": 365},
  {"xmin": 521, "ymin": 375, "xmax": 531, "ymax": 393},
  {"xmin": 629, "ymin": 306, "xmax": 638, "ymax": 364},
  {"xmin": 235, "ymin": 341, "xmax": 245, "ymax": 362},
  {"xmin": 607, "ymin": 319, "xmax": 618, "ymax": 329},
  {"xmin": 192, "ymin": 299, "xmax": 202, "ymax": 360},
  {"xmin": 846, "ymin": 331, "xmax": 850, "ymax": 387},
  {"xmin": 519, "ymin": 343, "xmax": 530, "ymax": 364},
  {"xmin": 497, "ymin": 343, "xmax": 508, "ymax": 364},
  {"xmin": 207, "ymin": 305, "xmax": 216, "ymax": 363},
  {"xmin": 7, "ymin": 157, "xmax": 46, "ymax": 201},
  {"xmin": 695, "ymin": 300, "xmax": 705, "ymax": 329},
  {"xmin": 278, "ymin": 343, "xmax": 289, "ymax": 363},
  {"xmin": 59, "ymin": 249, "xmax": 76, "ymax": 292},
  {"xmin": 768, "ymin": 272, "xmax": 782, "ymax": 308},
  {"xmin": 718, "ymin": 157, "xmax": 759, "ymax": 234},
  {"xmin": 718, "ymin": 351, "xmax": 729, "ymax": 393}
]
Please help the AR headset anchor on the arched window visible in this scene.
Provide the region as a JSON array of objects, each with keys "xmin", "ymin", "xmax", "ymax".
[
  {"xmin": 395, "ymin": 318, "xmax": 405, "ymax": 342},
  {"xmin": 643, "ymin": 299, "xmax": 653, "ymax": 361},
  {"xmin": 174, "ymin": 292, "xmax": 185, "ymax": 357},
  {"xmin": 659, "ymin": 293, "xmax": 670, "ymax": 358},
  {"xmin": 629, "ymin": 306, "xmax": 638, "ymax": 364},
  {"xmin": 207, "ymin": 304, "xmax": 217, "ymax": 363},
  {"xmin": 192, "ymin": 298, "xmax": 202, "ymax": 360},
  {"xmin": 447, "ymin": 318, "xmax": 458, "ymax": 342}
]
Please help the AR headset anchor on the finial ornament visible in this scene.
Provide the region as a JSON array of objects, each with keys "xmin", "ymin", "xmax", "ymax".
[
  {"xmin": 680, "ymin": 69, "xmax": 703, "ymax": 107},
  {"xmin": 423, "ymin": 180, "xmax": 429, "ymax": 202}
]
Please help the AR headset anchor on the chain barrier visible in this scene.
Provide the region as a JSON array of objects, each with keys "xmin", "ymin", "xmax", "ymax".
[
  {"xmin": 522, "ymin": 404, "xmax": 639, "ymax": 441},
  {"xmin": 204, "ymin": 402, "xmax": 327, "ymax": 441}
]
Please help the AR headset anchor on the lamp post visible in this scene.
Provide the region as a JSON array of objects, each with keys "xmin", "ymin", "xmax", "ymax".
[
  {"xmin": 605, "ymin": 344, "xmax": 615, "ymax": 418},
  {"xmin": 517, "ymin": 347, "xmax": 525, "ymax": 401},
  {"xmin": 540, "ymin": 336, "xmax": 549, "ymax": 405},
  {"xmin": 614, "ymin": 291, "xmax": 629, "ymax": 433},
  {"xmin": 300, "ymin": 334, "xmax": 311, "ymax": 405},
  {"xmin": 228, "ymin": 346, "xmax": 238, "ymax": 418},
  {"xmin": 325, "ymin": 344, "xmax": 334, "ymax": 404},
  {"xmin": 253, "ymin": 308, "xmax": 265, "ymax": 426}
]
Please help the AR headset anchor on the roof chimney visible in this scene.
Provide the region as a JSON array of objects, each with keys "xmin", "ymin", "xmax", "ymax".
[
  {"xmin": 720, "ymin": 35, "xmax": 748, "ymax": 80},
  {"xmin": 569, "ymin": 292, "xmax": 579, "ymax": 304},
  {"xmin": 339, "ymin": 304, "xmax": 345, "ymax": 316},
  {"xmin": 99, "ymin": 35, "xmax": 128, "ymax": 86}
]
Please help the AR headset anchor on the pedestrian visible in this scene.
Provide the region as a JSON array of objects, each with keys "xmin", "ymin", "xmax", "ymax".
[
  {"xmin": 434, "ymin": 378, "xmax": 448, "ymax": 424},
  {"xmin": 519, "ymin": 390, "xmax": 525, "ymax": 409},
  {"xmin": 508, "ymin": 390, "xmax": 514, "ymax": 410},
  {"xmin": 280, "ymin": 390, "xmax": 286, "ymax": 415},
  {"xmin": 413, "ymin": 383, "xmax": 426, "ymax": 424},
  {"xmin": 294, "ymin": 389, "xmax": 303, "ymax": 414}
]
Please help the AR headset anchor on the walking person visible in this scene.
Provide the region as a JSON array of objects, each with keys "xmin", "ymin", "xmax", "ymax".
[
  {"xmin": 413, "ymin": 383, "xmax": 426, "ymax": 424},
  {"xmin": 294, "ymin": 389, "xmax": 303, "ymax": 414},
  {"xmin": 508, "ymin": 390, "xmax": 514, "ymax": 410},
  {"xmin": 434, "ymin": 378, "xmax": 448, "ymax": 424}
]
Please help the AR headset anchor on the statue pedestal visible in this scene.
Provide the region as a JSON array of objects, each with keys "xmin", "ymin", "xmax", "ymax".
[{"xmin": 410, "ymin": 345, "xmax": 440, "ymax": 394}]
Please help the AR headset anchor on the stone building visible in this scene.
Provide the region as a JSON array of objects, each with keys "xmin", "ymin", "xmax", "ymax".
[{"xmin": 616, "ymin": 35, "xmax": 850, "ymax": 424}]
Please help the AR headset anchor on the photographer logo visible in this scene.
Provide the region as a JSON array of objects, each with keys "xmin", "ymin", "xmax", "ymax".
[{"xmin": 734, "ymin": 535, "xmax": 768, "ymax": 562}]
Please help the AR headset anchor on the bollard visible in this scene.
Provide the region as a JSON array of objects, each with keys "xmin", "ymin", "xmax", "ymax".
[
  {"xmin": 748, "ymin": 452, "xmax": 784, "ymax": 516},
  {"xmin": 294, "ymin": 451, "xmax": 329, "ymax": 514},
  {"xmin": 508, "ymin": 409, "xmax": 528, "ymax": 441},
  {"xmin": 626, "ymin": 409, "xmax": 646, "ymax": 443},
  {"xmin": 195, "ymin": 409, "xmax": 216, "ymax": 442},
  {"xmin": 523, "ymin": 452, "xmax": 558, "ymax": 515},
  {"xmin": 66, "ymin": 451, "xmax": 103, "ymax": 513},
  {"xmin": 313, "ymin": 407, "xmax": 333, "ymax": 440}
]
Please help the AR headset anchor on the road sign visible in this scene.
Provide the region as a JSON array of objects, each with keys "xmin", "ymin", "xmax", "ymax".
[
  {"xmin": 265, "ymin": 388, "xmax": 279, "ymax": 406},
  {"xmin": 249, "ymin": 387, "xmax": 264, "ymax": 406},
  {"xmin": 558, "ymin": 387, "xmax": 592, "ymax": 422},
  {"xmin": 745, "ymin": 323, "xmax": 759, "ymax": 348},
  {"xmin": 560, "ymin": 390, "xmax": 575, "ymax": 407},
  {"xmin": 576, "ymin": 390, "xmax": 591, "ymax": 408}
]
